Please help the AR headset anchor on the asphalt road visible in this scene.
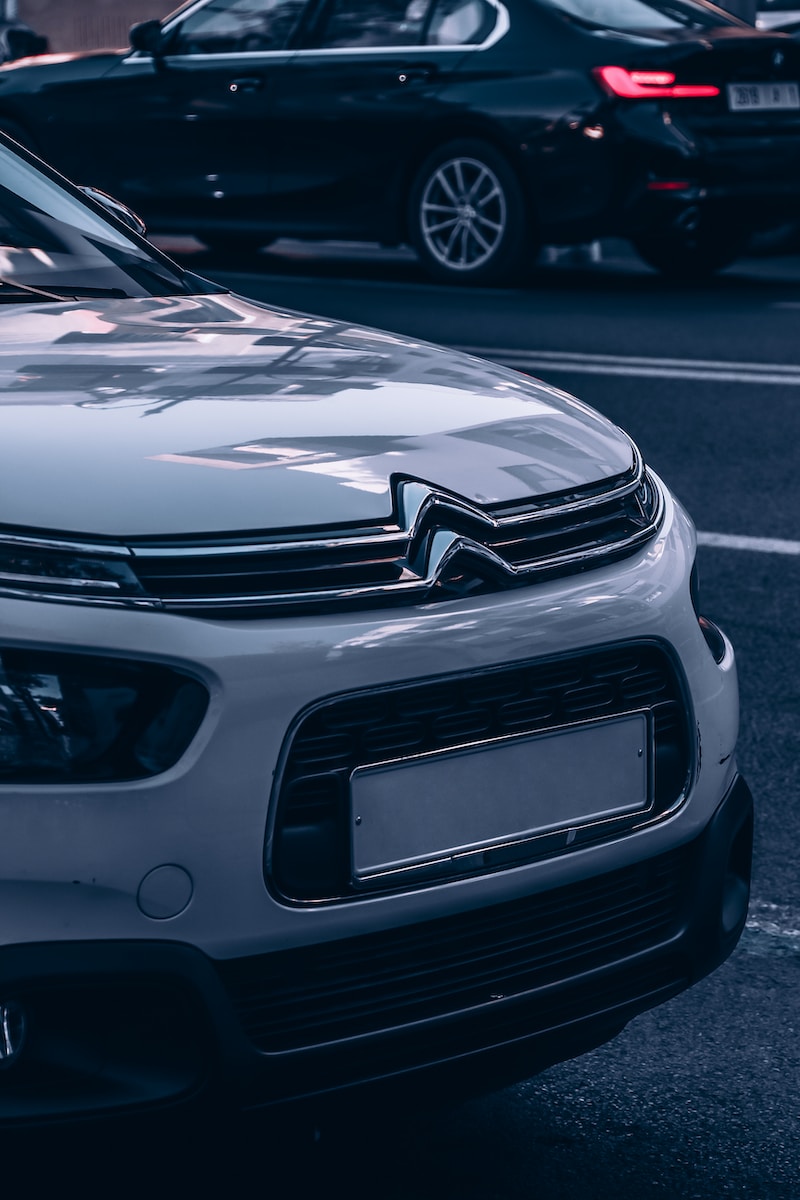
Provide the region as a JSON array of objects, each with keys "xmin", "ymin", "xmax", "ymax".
[{"xmin": 29, "ymin": 239, "xmax": 798, "ymax": 1198}]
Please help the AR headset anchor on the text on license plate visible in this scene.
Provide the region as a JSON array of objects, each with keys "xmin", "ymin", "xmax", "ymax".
[
  {"xmin": 350, "ymin": 712, "xmax": 650, "ymax": 882},
  {"xmin": 727, "ymin": 82, "xmax": 800, "ymax": 111}
]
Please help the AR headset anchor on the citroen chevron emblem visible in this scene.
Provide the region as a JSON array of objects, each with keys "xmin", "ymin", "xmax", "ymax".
[{"xmin": 397, "ymin": 479, "xmax": 513, "ymax": 585}]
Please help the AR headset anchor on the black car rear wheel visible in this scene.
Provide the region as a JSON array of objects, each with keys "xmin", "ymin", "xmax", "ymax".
[
  {"xmin": 632, "ymin": 224, "xmax": 747, "ymax": 279},
  {"xmin": 408, "ymin": 139, "xmax": 535, "ymax": 285}
]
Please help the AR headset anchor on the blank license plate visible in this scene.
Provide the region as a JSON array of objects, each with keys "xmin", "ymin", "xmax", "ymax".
[
  {"xmin": 727, "ymin": 82, "xmax": 800, "ymax": 111},
  {"xmin": 350, "ymin": 713, "xmax": 650, "ymax": 883}
]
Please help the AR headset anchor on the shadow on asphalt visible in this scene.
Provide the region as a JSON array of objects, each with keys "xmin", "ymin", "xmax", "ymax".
[{"xmin": 157, "ymin": 235, "xmax": 800, "ymax": 299}]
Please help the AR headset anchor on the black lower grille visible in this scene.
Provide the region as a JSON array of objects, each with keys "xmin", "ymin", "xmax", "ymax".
[
  {"xmin": 220, "ymin": 846, "xmax": 690, "ymax": 1054},
  {"xmin": 270, "ymin": 641, "xmax": 692, "ymax": 902}
]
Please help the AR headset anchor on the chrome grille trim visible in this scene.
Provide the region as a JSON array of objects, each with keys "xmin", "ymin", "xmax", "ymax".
[
  {"xmin": 0, "ymin": 531, "xmax": 134, "ymax": 559},
  {"xmin": 140, "ymin": 467, "xmax": 663, "ymax": 614},
  {"xmin": 0, "ymin": 446, "xmax": 664, "ymax": 613}
]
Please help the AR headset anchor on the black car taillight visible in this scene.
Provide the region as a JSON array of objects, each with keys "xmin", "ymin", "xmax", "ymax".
[
  {"xmin": 0, "ymin": 648, "xmax": 209, "ymax": 782},
  {"xmin": 593, "ymin": 66, "xmax": 720, "ymax": 99}
]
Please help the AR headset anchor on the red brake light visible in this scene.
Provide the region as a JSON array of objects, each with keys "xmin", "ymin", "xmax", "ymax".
[
  {"xmin": 646, "ymin": 180, "xmax": 692, "ymax": 191},
  {"xmin": 594, "ymin": 66, "xmax": 720, "ymax": 99}
]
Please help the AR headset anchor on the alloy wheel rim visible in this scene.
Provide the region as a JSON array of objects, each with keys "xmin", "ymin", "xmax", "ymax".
[{"xmin": 420, "ymin": 156, "xmax": 507, "ymax": 271}]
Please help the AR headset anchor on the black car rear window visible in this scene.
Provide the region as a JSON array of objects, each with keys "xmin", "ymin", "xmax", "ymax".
[
  {"xmin": 309, "ymin": 0, "xmax": 498, "ymax": 48},
  {"xmin": 539, "ymin": 0, "xmax": 738, "ymax": 31}
]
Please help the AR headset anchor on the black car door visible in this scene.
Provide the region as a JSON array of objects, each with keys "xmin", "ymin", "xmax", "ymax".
[
  {"xmin": 265, "ymin": 0, "xmax": 501, "ymax": 240},
  {"xmin": 91, "ymin": 0, "xmax": 310, "ymax": 233}
]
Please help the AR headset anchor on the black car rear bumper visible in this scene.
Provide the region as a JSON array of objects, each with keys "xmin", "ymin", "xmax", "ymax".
[
  {"xmin": 625, "ymin": 177, "xmax": 800, "ymax": 238},
  {"xmin": 0, "ymin": 774, "xmax": 753, "ymax": 1126},
  {"xmin": 614, "ymin": 108, "xmax": 800, "ymax": 235}
]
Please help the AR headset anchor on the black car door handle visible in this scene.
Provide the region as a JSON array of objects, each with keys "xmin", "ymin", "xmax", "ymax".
[
  {"xmin": 397, "ymin": 67, "xmax": 436, "ymax": 85},
  {"xmin": 229, "ymin": 77, "xmax": 264, "ymax": 94}
]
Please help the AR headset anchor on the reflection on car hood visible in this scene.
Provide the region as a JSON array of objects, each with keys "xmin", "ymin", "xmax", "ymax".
[{"xmin": 0, "ymin": 292, "xmax": 634, "ymax": 538}]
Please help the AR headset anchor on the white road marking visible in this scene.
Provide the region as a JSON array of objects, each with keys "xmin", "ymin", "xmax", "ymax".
[
  {"xmin": 741, "ymin": 899, "xmax": 800, "ymax": 957},
  {"xmin": 697, "ymin": 532, "xmax": 800, "ymax": 556},
  {"xmin": 459, "ymin": 346, "xmax": 800, "ymax": 385}
]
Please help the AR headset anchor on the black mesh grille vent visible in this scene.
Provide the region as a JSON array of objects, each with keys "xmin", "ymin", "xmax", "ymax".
[
  {"xmin": 270, "ymin": 642, "xmax": 691, "ymax": 902},
  {"xmin": 222, "ymin": 845, "xmax": 690, "ymax": 1053}
]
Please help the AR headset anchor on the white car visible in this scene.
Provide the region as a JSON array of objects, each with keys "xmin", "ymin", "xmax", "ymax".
[{"xmin": 0, "ymin": 134, "xmax": 752, "ymax": 1126}]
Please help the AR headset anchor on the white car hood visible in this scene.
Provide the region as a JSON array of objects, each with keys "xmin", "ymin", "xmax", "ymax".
[{"xmin": 0, "ymin": 291, "xmax": 634, "ymax": 538}]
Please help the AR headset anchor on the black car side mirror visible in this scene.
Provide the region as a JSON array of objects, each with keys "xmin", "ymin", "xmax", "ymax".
[
  {"xmin": 79, "ymin": 186, "xmax": 148, "ymax": 238},
  {"xmin": 129, "ymin": 20, "xmax": 165, "ymax": 57}
]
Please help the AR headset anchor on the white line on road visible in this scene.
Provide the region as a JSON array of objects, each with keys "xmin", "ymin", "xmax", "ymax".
[
  {"xmin": 741, "ymin": 899, "xmax": 800, "ymax": 958},
  {"xmin": 697, "ymin": 532, "xmax": 800, "ymax": 556},
  {"xmin": 459, "ymin": 346, "xmax": 800, "ymax": 385}
]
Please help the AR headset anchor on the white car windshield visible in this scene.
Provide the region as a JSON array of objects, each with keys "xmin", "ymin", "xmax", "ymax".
[{"xmin": 0, "ymin": 139, "xmax": 216, "ymax": 299}]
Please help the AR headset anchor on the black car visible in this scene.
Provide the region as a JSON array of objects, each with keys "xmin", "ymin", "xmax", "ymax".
[{"xmin": 0, "ymin": 0, "xmax": 799, "ymax": 282}]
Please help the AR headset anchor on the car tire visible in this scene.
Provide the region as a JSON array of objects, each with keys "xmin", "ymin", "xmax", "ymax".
[
  {"xmin": 632, "ymin": 224, "xmax": 747, "ymax": 279},
  {"xmin": 408, "ymin": 138, "xmax": 536, "ymax": 285}
]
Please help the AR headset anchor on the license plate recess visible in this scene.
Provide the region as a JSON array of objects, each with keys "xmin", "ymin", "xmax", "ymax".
[{"xmin": 350, "ymin": 712, "xmax": 651, "ymax": 885}]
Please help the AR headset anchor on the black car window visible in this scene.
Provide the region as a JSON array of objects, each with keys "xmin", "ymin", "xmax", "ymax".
[
  {"xmin": 541, "ymin": 0, "xmax": 736, "ymax": 30},
  {"xmin": 426, "ymin": 0, "xmax": 497, "ymax": 44},
  {"xmin": 168, "ymin": 0, "xmax": 307, "ymax": 53},
  {"xmin": 314, "ymin": 0, "xmax": 434, "ymax": 48}
]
